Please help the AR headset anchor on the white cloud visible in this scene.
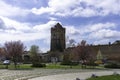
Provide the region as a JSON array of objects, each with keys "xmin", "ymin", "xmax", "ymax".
[
  {"xmin": 93, "ymin": 39, "xmax": 110, "ymax": 45},
  {"xmin": 33, "ymin": 20, "xmax": 58, "ymax": 31},
  {"xmin": 33, "ymin": 20, "xmax": 58, "ymax": 44},
  {"xmin": 70, "ymin": 22, "xmax": 117, "ymax": 38},
  {"xmin": 64, "ymin": 22, "xmax": 120, "ymax": 45},
  {"xmin": 0, "ymin": 16, "xmax": 58, "ymax": 46},
  {"xmin": 48, "ymin": 0, "xmax": 80, "ymax": 14},
  {"xmin": 49, "ymin": 17, "xmax": 57, "ymax": 21},
  {"xmin": 72, "ymin": 7, "xmax": 96, "ymax": 17},
  {"xmin": 82, "ymin": 22, "xmax": 120, "ymax": 44},
  {"xmin": 0, "ymin": 0, "xmax": 119, "ymax": 52},
  {"xmin": 31, "ymin": 0, "xmax": 81, "ymax": 16},
  {"xmin": 66, "ymin": 26, "xmax": 78, "ymax": 35},
  {"xmin": 89, "ymin": 29, "xmax": 120, "ymax": 39},
  {"xmin": 85, "ymin": 22, "xmax": 116, "ymax": 33},
  {"xmin": 31, "ymin": 7, "xmax": 53, "ymax": 15},
  {"xmin": 83, "ymin": 0, "xmax": 120, "ymax": 16},
  {"xmin": 0, "ymin": 16, "xmax": 31, "ymax": 33},
  {"xmin": 0, "ymin": 16, "xmax": 119, "ymax": 51},
  {"xmin": 31, "ymin": 0, "xmax": 120, "ymax": 17},
  {"xmin": 0, "ymin": 0, "xmax": 29, "ymax": 17},
  {"xmin": 0, "ymin": 13, "xmax": 59, "ymax": 52}
]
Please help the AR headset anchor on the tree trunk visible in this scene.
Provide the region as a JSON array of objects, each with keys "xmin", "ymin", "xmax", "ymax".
[
  {"xmin": 5, "ymin": 65, "xmax": 8, "ymax": 69},
  {"xmin": 14, "ymin": 61, "xmax": 17, "ymax": 69},
  {"xmin": 13, "ymin": 57, "xmax": 17, "ymax": 69}
]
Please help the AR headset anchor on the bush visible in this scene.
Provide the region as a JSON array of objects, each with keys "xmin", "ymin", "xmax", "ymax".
[
  {"xmin": 31, "ymin": 62, "xmax": 46, "ymax": 68},
  {"xmin": 60, "ymin": 61, "xmax": 79, "ymax": 66},
  {"xmin": 104, "ymin": 63, "xmax": 120, "ymax": 69},
  {"xmin": 86, "ymin": 62, "xmax": 98, "ymax": 66},
  {"xmin": 23, "ymin": 62, "xmax": 32, "ymax": 64}
]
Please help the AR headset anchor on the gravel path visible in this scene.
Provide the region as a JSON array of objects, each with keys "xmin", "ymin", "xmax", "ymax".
[
  {"xmin": 0, "ymin": 69, "xmax": 98, "ymax": 80},
  {"xmin": 0, "ymin": 69, "xmax": 119, "ymax": 80},
  {"xmin": 29, "ymin": 70, "xmax": 120, "ymax": 80}
]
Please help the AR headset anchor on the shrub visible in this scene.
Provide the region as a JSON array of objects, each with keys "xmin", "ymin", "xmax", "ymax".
[
  {"xmin": 23, "ymin": 62, "xmax": 32, "ymax": 64},
  {"xmin": 60, "ymin": 61, "xmax": 70, "ymax": 65},
  {"xmin": 61, "ymin": 61, "xmax": 79, "ymax": 66},
  {"xmin": 86, "ymin": 62, "xmax": 98, "ymax": 66},
  {"xmin": 104, "ymin": 63, "xmax": 120, "ymax": 69},
  {"xmin": 31, "ymin": 62, "xmax": 46, "ymax": 68}
]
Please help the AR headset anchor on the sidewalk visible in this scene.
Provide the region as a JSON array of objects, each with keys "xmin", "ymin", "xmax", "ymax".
[{"xmin": 29, "ymin": 70, "xmax": 120, "ymax": 80}]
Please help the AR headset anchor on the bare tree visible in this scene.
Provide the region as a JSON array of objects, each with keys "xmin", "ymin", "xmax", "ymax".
[
  {"xmin": 4, "ymin": 41, "xmax": 25, "ymax": 69},
  {"xmin": 73, "ymin": 40, "xmax": 91, "ymax": 68},
  {"xmin": 66, "ymin": 38, "xmax": 76, "ymax": 48},
  {"xmin": 0, "ymin": 48, "xmax": 6, "ymax": 60}
]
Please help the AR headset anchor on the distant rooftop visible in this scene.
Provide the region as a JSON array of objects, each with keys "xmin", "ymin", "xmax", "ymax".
[{"xmin": 113, "ymin": 40, "xmax": 120, "ymax": 44}]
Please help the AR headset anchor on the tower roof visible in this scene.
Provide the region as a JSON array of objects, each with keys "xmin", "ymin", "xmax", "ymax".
[{"xmin": 54, "ymin": 23, "xmax": 63, "ymax": 28}]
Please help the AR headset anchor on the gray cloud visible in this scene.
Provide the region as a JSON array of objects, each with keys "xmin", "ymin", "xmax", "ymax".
[
  {"xmin": 31, "ymin": 0, "xmax": 120, "ymax": 17},
  {"xmin": 0, "ymin": 18, "xmax": 16, "ymax": 31},
  {"xmin": 0, "ymin": 18, "xmax": 6, "ymax": 29}
]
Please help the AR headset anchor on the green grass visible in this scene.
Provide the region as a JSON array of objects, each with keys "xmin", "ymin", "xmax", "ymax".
[
  {"xmin": 45, "ymin": 63, "xmax": 75, "ymax": 69},
  {"xmin": 9, "ymin": 64, "xmax": 32, "ymax": 70},
  {"xmin": 87, "ymin": 75, "xmax": 120, "ymax": 80},
  {"xmin": 0, "ymin": 63, "xmax": 105, "ymax": 69},
  {"xmin": 0, "ymin": 64, "xmax": 32, "ymax": 70},
  {"xmin": 44, "ymin": 63, "xmax": 105, "ymax": 69},
  {"xmin": 0, "ymin": 64, "xmax": 6, "ymax": 69}
]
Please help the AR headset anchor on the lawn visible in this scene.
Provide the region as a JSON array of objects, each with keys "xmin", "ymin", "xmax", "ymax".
[
  {"xmin": 0, "ymin": 62, "xmax": 105, "ymax": 69},
  {"xmin": 45, "ymin": 63, "xmax": 80, "ymax": 69},
  {"xmin": 44, "ymin": 63, "xmax": 105, "ymax": 69},
  {"xmin": 87, "ymin": 75, "xmax": 120, "ymax": 80},
  {"xmin": 0, "ymin": 63, "xmax": 32, "ymax": 70}
]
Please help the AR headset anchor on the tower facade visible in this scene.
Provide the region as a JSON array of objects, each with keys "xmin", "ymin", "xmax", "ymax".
[{"xmin": 50, "ymin": 23, "xmax": 66, "ymax": 52}]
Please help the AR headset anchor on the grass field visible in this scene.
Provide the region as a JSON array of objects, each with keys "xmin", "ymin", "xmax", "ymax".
[
  {"xmin": 0, "ymin": 63, "xmax": 32, "ymax": 70},
  {"xmin": 45, "ymin": 63, "xmax": 81, "ymax": 69},
  {"xmin": 44, "ymin": 63, "xmax": 106, "ymax": 69},
  {"xmin": 87, "ymin": 75, "xmax": 120, "ymax": 80},
  {"xmin": 0, "ymin": 62, "xmax": 105, "ymax": 69}
]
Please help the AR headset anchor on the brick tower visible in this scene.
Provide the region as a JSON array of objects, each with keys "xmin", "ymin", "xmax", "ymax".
[{"xmin": 50, "ymin": 23, "xmax": 66, "ymax": 52}]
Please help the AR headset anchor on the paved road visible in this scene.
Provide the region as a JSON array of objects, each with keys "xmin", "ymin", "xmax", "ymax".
[
  {"xmin": 0, "ymin": 69, "xmax": 119, "ymax": 80},
  {"xmin": 29, "ymin": 70, "xmax": 120, "ymax": 80},
  {"xmin": 0, "ymin": 69, "xmax": 103, "ymax": 80}
]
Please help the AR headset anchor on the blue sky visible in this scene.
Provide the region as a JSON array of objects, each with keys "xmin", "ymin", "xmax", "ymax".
[{"xmin": 0, "ymin": 0, "xmax": 120, "ymax": 52}]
